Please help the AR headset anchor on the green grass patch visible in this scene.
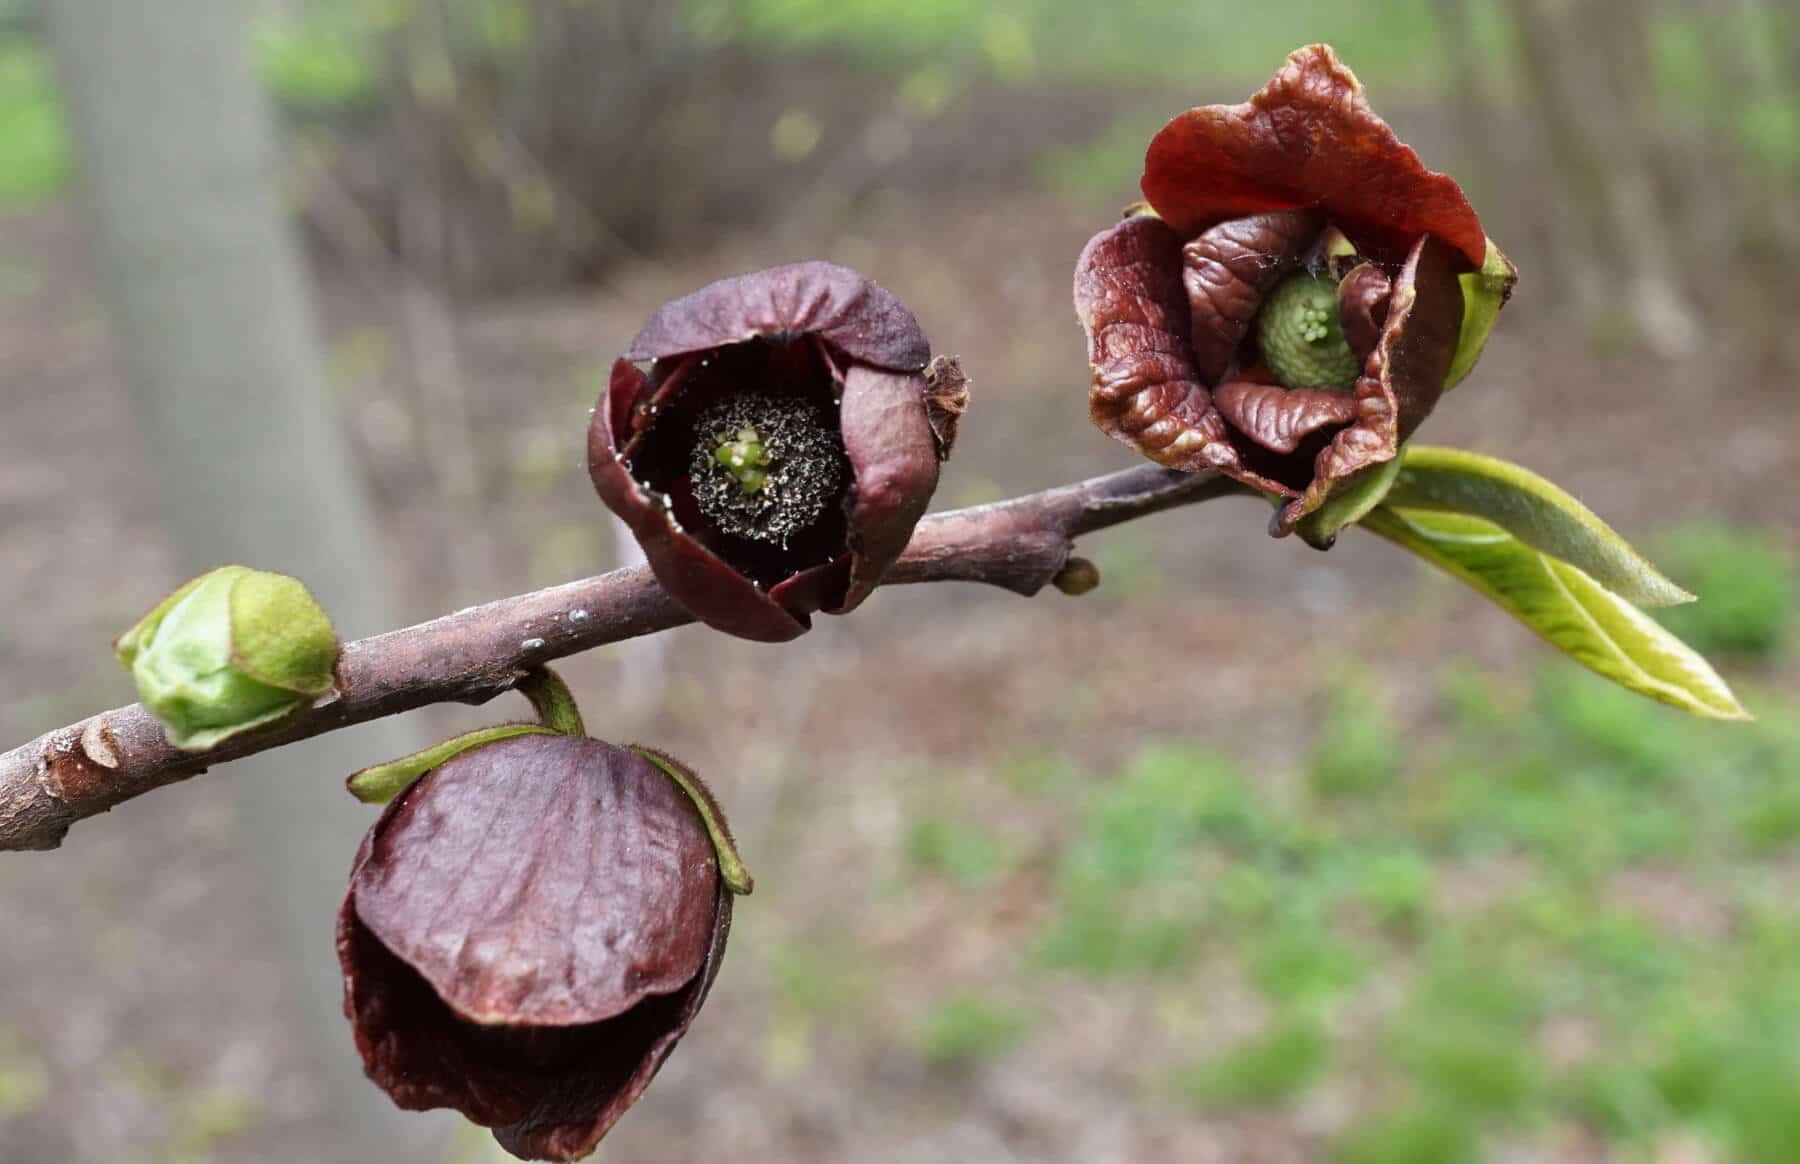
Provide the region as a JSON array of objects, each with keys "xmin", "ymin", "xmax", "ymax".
[
  {"xmin": 1332, "ymin": 1102, "xmax": 1478, "ymax": 1164},
  {"xmin": 0, "ymin": 43, "xmax": 70, "ymax": 207},
  {"xmin": 1175, "ymin": 1014, "xmax": 1329, "ymax": 1109},
  {"xmin": 911, "ymin": 991, "xmax": 1035, "ymax": 1071},
  {"xmin": 1653, "ymin": 521, "xmax": 1795, "ymax": 659}
]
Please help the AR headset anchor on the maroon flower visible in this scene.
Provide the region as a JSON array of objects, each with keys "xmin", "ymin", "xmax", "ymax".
[
  {"xmin": 338, "ymin": 733, "xmax": 733, "ymax": 1161},
  {"xmin": 1075, "ymin": 44, "xmax": 1515, "ymax": 537},
  {"xmin": 589, "ymin": 262, "xmax": 956, "ymax": 641}
]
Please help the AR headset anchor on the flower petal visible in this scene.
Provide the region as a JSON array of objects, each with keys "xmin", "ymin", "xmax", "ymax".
[
  {"xmin": 833, "ymin": 364, "xmax": 940, "ymax": 612},
  {"xmin": 492, "ymin": 890, "xmax": 733, "ymax": 1161},
  {"xmin": 589, "ymin": 358, "xmax": 811, "ymax": 643},
  {"xmin": 1277, "ymin": 232, "xmax": 1465, "ymax": 533},
  {"xmin": 1142, "ymin": 44, "xmax": 1488, "ymax": 267},
  {"xmin": 1181, "ymin": 210, "xmax": 1322, "ymax": 383},
  {"xmin": 341, "ymin": 888, "xmax": 733, "ymax": 1160},
  {"xmin": 1214, "ymin": 381, "xmax": 1359, "ymax": 455},
  {"xmin": 1076, "ymin": 215, "xmax": 1227, "ymax": 471},
  {"xmin": 624, "ymin": 261, "xmax": 930, "ymax": 372},
  {"xmin": 1336, "ymin": 262, "xmax": 1392, "ymax": 362},
  {"xmin": 350, "ymin": 735, "xmax": 718, "ymax": 1027}
]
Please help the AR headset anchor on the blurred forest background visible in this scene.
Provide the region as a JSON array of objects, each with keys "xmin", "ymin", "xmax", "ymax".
[{"xmin": 1, "ymin": 1, "xmax": 1798, "ymax": 1162}]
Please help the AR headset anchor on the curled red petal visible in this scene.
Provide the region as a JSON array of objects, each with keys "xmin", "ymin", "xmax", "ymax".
[
  {"xmin": 833, "ymin": 364, "xmax": 940, "ymax": 612},
  {"xmin": 1075, "ymin": 215, "xmax": 1230, "ymax": 472},
  {"xmin": 1213, "ymin": 381, "xmax": 1359, "ymax": 455},
  {"xmin": 1337, "ymin": 263, "xmax": 1393, "ymax": 362},
  {"xmin": 1142, "ymin": 44, "xmax": 1488, "ymax": 267},
  {"xmin": 1182, "ymin": 210, "xmax": 1322, "ymax": 383},
  {"xmin": 624, "ymin": 261, "xmax": 930, "ymax": 372},
  {"xmin": 1276, "ymin": 232, "xmax": 1466, "ymax": 533}
]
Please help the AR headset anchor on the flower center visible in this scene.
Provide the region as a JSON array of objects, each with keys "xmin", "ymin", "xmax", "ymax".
[
  {"xmin": 1254, "ymin": 272, "xmax": 1361, "ymax": 391},
  {"xmin": 714, "ymin": 427, "xmax": 772, "ymax": 494},
  {"xmin": 689, "ymin": 392, "xmax": 847, "ymax": 547}
]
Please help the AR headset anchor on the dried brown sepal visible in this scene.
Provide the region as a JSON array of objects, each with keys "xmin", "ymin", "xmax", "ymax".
[
  {"xmin": 923, "ymin": 354, "xmax": 970, "ymax": 461},
  {"xmin": 589, "ymin": 262, "xmax": 945, "ymax": 642},
  {"xmin": 339, "ymin": 733, "xmax": 732, "ymax": 1161}
]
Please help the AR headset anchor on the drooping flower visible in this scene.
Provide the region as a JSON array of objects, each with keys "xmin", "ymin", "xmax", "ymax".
[
  {"xmin": 338, "ymin": 733, "xmax": 741, "ymax": 1161},
  {"xmin": 589, "ymin": 262, "xmax": 959, "ymax": 641},
  {"xmin": 1074, "ymin": 44, "xmax": 1516, "ymax": 541}
]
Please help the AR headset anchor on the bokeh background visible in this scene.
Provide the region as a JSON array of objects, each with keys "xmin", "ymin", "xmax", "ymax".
[{"xmin": 3, "ymin": 1, "xmax": 1798, "ymax": 1162}]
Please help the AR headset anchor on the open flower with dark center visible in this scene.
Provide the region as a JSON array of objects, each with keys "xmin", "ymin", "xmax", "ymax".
[
  {"xmin": 1075, "ymin": 44, "xmax": 1516, "ymax": 538},
  {"xmin": 338, "ymin": 733, "xmax": 736, "ymax": 1162},
  {"xmin": 589, "ymin": 262, "xmax": 956, "ymax": 642}
]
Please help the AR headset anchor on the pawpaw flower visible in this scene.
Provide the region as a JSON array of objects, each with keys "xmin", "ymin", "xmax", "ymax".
[
  {"xmin": 589, "ymin": 262, "xmax": 961, "ymax": 641},
  {"xmin": 338, "ymin": 733, "xmax": 745, "ymax": 1162},
  {"xmin": 1075, "ymin": 44, "xmax": 1516, "ymax": 540}
]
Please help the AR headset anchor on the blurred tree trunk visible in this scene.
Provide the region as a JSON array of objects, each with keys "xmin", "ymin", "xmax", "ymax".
[
  {"xmin": 1432, "ymin": 0, "xmax": 1494, "ymax": 199},
  {"xmin": 44, "ymin": 1, "xmax": 444, "ymax": 1158},
  {"xmin": 1510, "ymin": 0, "xmax": 1703, "ymax": 355}
]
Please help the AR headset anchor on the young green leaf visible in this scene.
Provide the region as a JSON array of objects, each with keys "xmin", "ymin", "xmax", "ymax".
[
  {"xmin": 1362, "ymin": 506, "xmax": 1748, "ymax": 721},
  {"xmin": 1386, "ymin": 446, "xmax": 1693, "ymax": 608}
]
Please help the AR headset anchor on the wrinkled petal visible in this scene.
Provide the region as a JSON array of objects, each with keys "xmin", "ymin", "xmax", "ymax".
[
  {"xmin": 1337, "ymin": 263, "xmax": 1392, "ymax": 362},
  {"xmin": 1214, "ymin": 381, "xmax": 1359, "ymax": 455},
  {"xmin": 1182, "ymin": 210, "xmax": 1322, "ymax": 383},
  {"xmin": 1076, "ymin": 215, "xmax": 1226, "ymax": 470},
  {"xmin": 1277, "ymin": 232, "xmax": 1466, "ymax": 533},
  {"xmin": 1075, "ymin": 215, "xmax": 1308, "ymax": 495},
  {"xmin": 1142, "ymin": 44, "xmax": 1488, "ymax": 267},
  {"xmin": 624, "ymin": 261, "xmax": 930, "ymax": 372},
  {"xmin": 352, "ymin": 735, "xmax": 717, "ymax": 1026}
]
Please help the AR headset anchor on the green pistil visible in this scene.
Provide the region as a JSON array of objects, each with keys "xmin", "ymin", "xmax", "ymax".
[
  {"xmin": 714, "ymin": 427, "xmax": 772, "ymax": 493},
  {"xmin": 688, "ymin": 392, "xmax": 847, "ymax": 546},
  {"xmin": 1254, "ymin": 272, "xmax": 1362, "ymax": 391}
]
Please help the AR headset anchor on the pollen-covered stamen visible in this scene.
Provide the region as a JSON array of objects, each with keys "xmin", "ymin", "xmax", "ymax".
[
  {"xmin": 688, "ymin": 393, "xmax": 847, "ymax": 547},
  {"xmin": 1254, "ymin": 272, "xmax": 1362, "ymax": 391}
]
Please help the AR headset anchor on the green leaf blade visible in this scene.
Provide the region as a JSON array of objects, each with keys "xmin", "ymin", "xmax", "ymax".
[
  {"xmin": 1363, "ymin": 506, "xmax": 1749, "ymax": 721},
  {"xmin": 1388, "ymin": 446, "xmax": 1694, "ymax": 608}
]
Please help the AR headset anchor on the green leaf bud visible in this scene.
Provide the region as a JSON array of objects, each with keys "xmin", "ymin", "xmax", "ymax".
[{"xmin": 114, "ymin": 565, "xmax": 338, "ymax": 751}]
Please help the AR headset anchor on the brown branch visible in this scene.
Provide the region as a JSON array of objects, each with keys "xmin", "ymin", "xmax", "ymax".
[{"xmin": 0, "ymin": 465, "xmax": 1247, "ymax": 852}]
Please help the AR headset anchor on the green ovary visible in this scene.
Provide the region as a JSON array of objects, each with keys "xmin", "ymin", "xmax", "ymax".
[
  {"xmin": 1254, "ymin": 272, "xmax": 1361, "ymax": 391},
  {"xmin": 714, "ymin": 427, "xmax": 772, "ymax": 494}
]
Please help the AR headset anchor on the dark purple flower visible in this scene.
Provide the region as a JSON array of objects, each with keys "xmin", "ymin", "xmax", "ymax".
[
  {"xmin": 589, "ymin": 261, "xmax": 957, "ymax": 641},
  {"xmin": 338, "ymin": 733, "xmax": 732, "ymax": 1161}
]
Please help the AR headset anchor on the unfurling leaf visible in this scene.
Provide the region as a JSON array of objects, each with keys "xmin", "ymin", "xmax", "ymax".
[
  {"xmin": 1386, "ymin": 446, "xmax": 1694, "ymax": 608},
  {"xmin": 1362, "ymin": 507, "xmax": 1748, "ymax": 721}
]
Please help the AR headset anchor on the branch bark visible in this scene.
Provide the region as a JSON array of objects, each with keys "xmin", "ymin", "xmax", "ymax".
[{"xmin": 0, "ymin": 465, "xmax": 1247, "ymax": 853}]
